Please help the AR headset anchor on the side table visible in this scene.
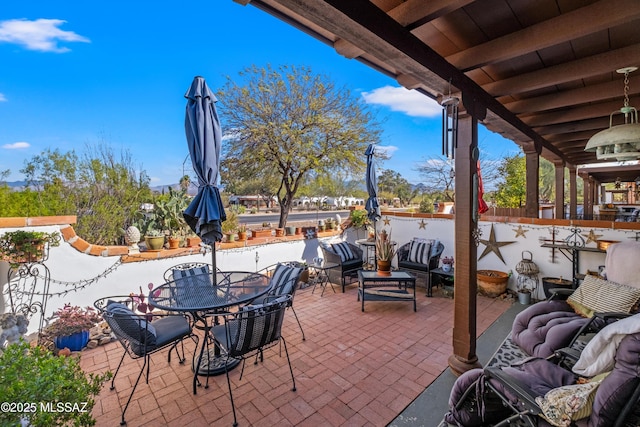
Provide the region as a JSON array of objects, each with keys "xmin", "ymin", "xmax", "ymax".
[
  {"xmin": 429, "ymin": 267, "xmax": 454, "ymax": 297},
  {"xmin": 310, "ymin": 262, "xmax": 339, "ymax": 296}
]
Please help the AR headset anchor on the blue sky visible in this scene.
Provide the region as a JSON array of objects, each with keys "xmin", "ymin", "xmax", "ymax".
[{"xmin": 0, "ymin": 1, "xmax": 519, "ymax": 186}]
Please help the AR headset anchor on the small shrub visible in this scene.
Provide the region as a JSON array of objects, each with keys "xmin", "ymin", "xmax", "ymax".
[{"xmin": 0, "ymin": 340, "xmax": 111, "ymax": 426}]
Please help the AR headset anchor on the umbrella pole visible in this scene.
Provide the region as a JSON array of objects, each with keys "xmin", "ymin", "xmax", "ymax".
[{"xmin": 211, "ymin": 243, "xmax": 217, "ymax": 284}]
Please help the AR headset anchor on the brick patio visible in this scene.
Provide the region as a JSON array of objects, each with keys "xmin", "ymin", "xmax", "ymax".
[{"xmin": 80, "ymin": 281, "xmax": 512, "ymax": 426}]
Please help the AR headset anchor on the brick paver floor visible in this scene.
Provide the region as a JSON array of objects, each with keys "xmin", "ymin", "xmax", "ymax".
[{"xmin": 80, "ymin": 280, "xmax": 512, "ymax": 426}]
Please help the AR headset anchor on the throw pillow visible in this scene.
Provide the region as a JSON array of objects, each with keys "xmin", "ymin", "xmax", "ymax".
[
  {"xmin": 567, "ymin": 275, "xmax": 640, "ymax": 317},
  {"xmin": 408, "ymin": 240, "xmax": 432, "ymax": 264},
  {"xmin": 332, "ymin": 242, "xmax": 356, "ymax": 262},
  {"xmin": 270, "ymin": 264, "xmax": 302, "ymax": 296},
  {"xmin": 535, "ymin": 378, "xmax": 603, "ymax": 426},
  {"xmin": 106, "ymin": 302, "xmax": 157, "ymax": 346},
  {"xmin": 412, "ymin": 238, "xmax": 440, "ymax": 258}
]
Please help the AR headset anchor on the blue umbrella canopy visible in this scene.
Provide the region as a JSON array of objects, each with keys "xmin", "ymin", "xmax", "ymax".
[
  {"xmin": 183, "ymin": 76, "xmax": 226, "ymax": 246},
  {"xmin": 365, "ymin": 144, "xmax": 380, "ymax": 224}
]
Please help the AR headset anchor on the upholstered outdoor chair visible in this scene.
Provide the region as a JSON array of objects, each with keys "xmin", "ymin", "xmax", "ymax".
[
  {"xmin": 94, "ymin": 296, "xmax": 196, "ymax": 426},
  {"xmin": 397, "ymin": 239, "xmax": 444, "ymax": 296},
  {"xmin": 319, "ymin": 241, "xmax": 363, "ymax": 292},
  {"xmin": 213, "ymin": 295, "xmax": 296, "ymax": 427}
]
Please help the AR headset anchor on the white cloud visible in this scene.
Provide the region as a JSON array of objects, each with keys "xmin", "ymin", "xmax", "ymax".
[
  {"xmin": 362, "ymin": 86, "xmax": 441, "ymax": 118},
  {"xmin": 375, "ymin": 145, "xmax": 398, "ymax": 158},
  {"xmin": 0, "ymin": 19, "xmax": 89, "ymax": 53},
  {"xmin": 0, "ymin": 93, "xmax": 6, "ymax": 102},
  {"xmin": 2, "ymin": 142, "xmax": 30, "ymax": 149}
]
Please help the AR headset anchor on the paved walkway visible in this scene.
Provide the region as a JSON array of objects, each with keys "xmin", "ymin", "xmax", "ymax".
[{"xmin": 80, "ymin": 281, "xmax": 512, "ymax": 426}]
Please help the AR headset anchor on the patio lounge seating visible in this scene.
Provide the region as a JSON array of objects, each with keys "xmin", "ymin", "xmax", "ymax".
[
  {"xmin": 94, "ymin": 296, "xmax": 196, "ymax": 426},
  {"xmin": 251, "ymin": 262, "xmax": 306, "ymax": 340},
  {"xmin": 319, "ymin": 241, "xmax": 363, "ymax": 292},
  {"xmin": 445, "ymin": 316, "xmax": 640, "ymax": 427},
  {"xmin": 212, "ymin": 295, "xmax": 296, "ymax": 427},
  {"xmin": 397, "ymin": 239, "xmax": 444, "ymax": 295},
  {"xmin": 511, "ymin": 241, "xmax": 640, "ymax": 358}
]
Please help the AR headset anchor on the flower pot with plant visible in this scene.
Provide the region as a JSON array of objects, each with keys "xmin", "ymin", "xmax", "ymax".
[
  {"xmin": 375, "ymin": 230, "xmax": 396, "ymax": 276},
  {"xmin": 441, "ymin": 256, "xmax": 454, "ymax": 273},
  {"xmin": 144, "ymin": 228, "xmax": 165, "ymax": 251},
  {"xmin": 237, "ymin": 224, "xmax": 248, "ymax": 241},
  {"xmin": 43, "ymin": 304, "xmax": 102, "ymax": 351},
  {"xmin": 0, "ymin": 230, "xmax": 60, "ymax": 265}
]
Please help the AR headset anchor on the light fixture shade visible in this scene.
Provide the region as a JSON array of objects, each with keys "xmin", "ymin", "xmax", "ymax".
[{"xmin": 585, "ymin": 123, "xmax": 640, "ymax": 160}]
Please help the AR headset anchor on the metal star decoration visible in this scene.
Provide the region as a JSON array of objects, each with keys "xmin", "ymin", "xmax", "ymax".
[
  {"xmin": 478, "ymin": 224, "xmax": 516, "ymax": 264},
  {"xmin": 418, "ymin": 219, "xmax": 427, "ymax": 229},
  {"xmin": 582, "ymin": 229, "xmax": 603, "ymax": 245},
  {"xmin": 383, "ymin": 216, "xmax": 390, "ymax": 226},
  {"xmin": 513, "ymin": 225, "xmax": 528, "ymax": 238}
]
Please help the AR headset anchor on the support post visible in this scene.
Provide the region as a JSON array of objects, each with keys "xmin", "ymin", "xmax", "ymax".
[
  {"xmin": 523, "ymin": 142, "xmax": 540, "ymax": 218},
  {"xmin": 448, "ymin": 111, "xmax": 481, "ymax": 375},
  {"xmin": 568, "ymin": 165, "xmax": 577, "ymax": 219},
  {"xmin": 553, "ymin": 159, "xmax": 565, "ymax": 220}
]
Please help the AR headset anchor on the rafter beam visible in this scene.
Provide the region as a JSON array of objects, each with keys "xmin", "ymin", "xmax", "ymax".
[
  {"xmin": 446, "ymin": 0, "xmax": 640, "ymax": 72},
  {"xmin": 387, "ymin": 0, "xmax": 473, "ymax": 29},
  {"xmin": 482, "ymin": 44, "xmax": 640, "ymax": 97},
  {"xmin": 521, "ymin": 97, "xmax": 640, "ymax": 127}
]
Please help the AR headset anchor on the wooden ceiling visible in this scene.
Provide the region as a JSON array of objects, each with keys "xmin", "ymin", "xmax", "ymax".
[{"xmin": 240, "ymin": 0, "xmax": 640, "ymax": 182}]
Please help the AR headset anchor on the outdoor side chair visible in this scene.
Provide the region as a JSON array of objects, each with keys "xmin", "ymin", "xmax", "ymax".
[
  {"xmin": 252, "ymin": 262, "xmax": 306, "ymax": 340},
  {"xmin": 319, "ymin": 241, "xmax": 363, "ymax": 292},
  {"xmin": 94, "ymin": 296, "xmax": 197, "ymax": 426},
  {"xmin": 213, "ymin": 295, "xmax": 296, "ymax": 427},
  {"xmin": 397, "ymin": 240, "xmax": 444, "ymax": 295}
]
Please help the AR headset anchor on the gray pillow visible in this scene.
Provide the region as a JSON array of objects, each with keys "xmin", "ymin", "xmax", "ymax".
[{"xmin": 106, "ymin": 302, "xmax": 157, "ymax": 346}]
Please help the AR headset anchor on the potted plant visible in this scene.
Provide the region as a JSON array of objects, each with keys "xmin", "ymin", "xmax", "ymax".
[
  {"xmin": 237, "ymin": 224, "xmax": 248, "ymax": 241},
  {"xmin": 144, "ymin": 228, "xmax": 165, "ymax": 251},
  {"xmin": 222, "ymin": 210, "xmax": 239, "ymax": 242},
  {"xmin": 375, "ymin": 229, "xmax": 396, "ymax": 276},
  {"xmin": 43, "ymin": 304, "xmax": 102, "ymax": 351},
  {"xmin": 442, "ymin": 256, "xmax": 454, "ymax": 273},
  {"xmin": 477, "ymin": 270, "xmax": 510, "ymax": 297},
  {"xmin": 0, "ymin": 230, "xmax": 60, "ymax": 265},
  {"xmin": 0, "ymin": 340, "xmax": 111, "ymax": 426}
]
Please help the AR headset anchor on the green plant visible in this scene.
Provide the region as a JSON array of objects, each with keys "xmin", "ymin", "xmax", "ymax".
[
  {"xmin": 153, "ymin": 187, "xmax": 190, "ymax": 238},
  {"xmin": 43, "ymin": 304, "xmax": 101, "ymax": 338},
  {"xmin": 0, "ymin": 230, "xmax": 60, "ymax": 264},
  {"xmin": 0, "ymin": 340, "xmax": 111, "ymax": 426},
  {"xmin": 145, "ymin": 228, "xmax": 163, "ymax": 237},
  {"xmin": 222, "ymin": 210, "xmax": 239, "ymax": 235},
  {"xmin": 238, "ymin": 224, "xmax": 247, "ymax": 233},
  {"xmin": 375, "ymin": 229, "xmax": 396, "ymax": 261},
  {"xmin": 349, "ymin": 209, "xmax": 369, "ymax": 229}
]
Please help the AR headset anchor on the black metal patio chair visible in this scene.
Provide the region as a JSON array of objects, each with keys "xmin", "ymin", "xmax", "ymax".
[
  {"xmin": 252, "ymin": 262, "xmax": 306, "ymax": 340},
  {"xmin": 212, "ymin": 295, "xmax": 296, "ymax": 427},
  {"xmin": 94, "ymin": 296, "xmax": 197, "ymax": 426},
  {"xmin": 397, "ymin": 240, "xmax": 444, "ymax": 295}
]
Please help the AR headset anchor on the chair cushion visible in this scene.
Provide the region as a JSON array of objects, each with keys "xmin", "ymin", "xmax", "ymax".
[
  {"xmin": 106, "ymin": 302, "xmax": 157, "ymax": 346},
  {"xmin": 398, "ymin": 260, "xmax": 429, "ymax": 273},
  {"xmin": 341, "ymin": 258, "xmax": 363, "ymax": 272},
  {"xmin": 567, "ymin": 275, "xmax": 640, "ymax": 318},
  {"xmin": 173, "ymin": 265, "xmax": 210, "ymax": 283},
  {"xmin": 270, "ymin": 264, "xmax": 302, "ymax": 296},
  {"xmin": 332, "ymin": 242, "xmax": 357, "ymax": 262},
  {"xmin": 408, "ymin": 240, "xmax": 432, "ymax": 264},
  {"xmin": 150, "ymin": 315, "xmax": 191, "ymax": 347}
]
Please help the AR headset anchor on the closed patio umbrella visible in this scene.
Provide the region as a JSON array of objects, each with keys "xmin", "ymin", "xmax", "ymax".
[
  {"xmin": 365, "ymin": 143, "xmax": 380, "ymax": 229},
  {"xmin": 183, "ymin": 76, "xmax": 226, "ymax": 274}
]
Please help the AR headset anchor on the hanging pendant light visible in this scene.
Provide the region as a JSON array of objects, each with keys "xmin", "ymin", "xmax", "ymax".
[
  {"xmin": 441, "ymin": 80, "xmax": 459, "ymax": 160},
  {"xmin": 585, "ymin": 67, "xmax": 640, "ymax": 161}
]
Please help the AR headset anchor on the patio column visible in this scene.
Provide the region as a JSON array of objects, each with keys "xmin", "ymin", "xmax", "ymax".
[
  {"xmin": 581, "ymin": 173, "xmax": 593, "ymax": 219},
  {"xmin": 448, "ymin": 108, "xmax": 481, "ymax": 376},
  {"xmin": 523, "ymin": 142, "xmax": 541, "ymax": 218},
  {"xmin": 553, "ymin": 159, "xmax": 565, "ymax": 219},
  {"xmin": 568, "ymin": 165, "xmax": 577, "ymax": 219}
]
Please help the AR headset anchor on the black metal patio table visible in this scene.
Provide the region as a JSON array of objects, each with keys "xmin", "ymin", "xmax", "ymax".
[{"xmin": 149, "ymin": 271, "xmax": 271, "ymax": 394}]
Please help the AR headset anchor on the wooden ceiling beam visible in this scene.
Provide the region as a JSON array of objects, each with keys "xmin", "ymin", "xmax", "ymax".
[
  {"xmin": 446, "ymin": 0, "xmax": 640, "ymax": 72},
  {"xmin": 387, "ymin": 0, "xmax": 473, "ymax": 29},
  {"xmin": 520, "ymin": 97, "xmax": 640, "ymax": 127},
  {"xmin": 533, "ymin": 117, "xmax": 610, "ymax": 135},
  {"xmin": 482, "ymin": 44, "xmax": 640, "ymax": 97},
  {"xmin": 504, "ymin": 76, "xmax": 640, "ymax": 114}
]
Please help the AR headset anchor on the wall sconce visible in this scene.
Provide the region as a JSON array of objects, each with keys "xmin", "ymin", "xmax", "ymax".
[{"xmin": 585, "ymin": 67, "xmax": 640, "ymax": 160}]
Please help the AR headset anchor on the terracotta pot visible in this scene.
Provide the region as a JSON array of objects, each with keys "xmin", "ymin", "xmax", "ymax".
[
  {"xmin": 275, "ymin": 228, "xmax": 285, "ymax": 237},
  {"xmin": 238, "ymin": 231, "xmax": 247, "ymax": 241},
  {"xmin": 295, "ymin": 227, "xmax": 302, "ymax": 235},
  {"xmin": 477, "ymin": 270, "xmax": 509, "ymax": 297},
  {"xmin": 187, "ymin": 236, "xmax": 201, "ymax": 247},
  {"xmin": 168, "ymin": 237, "xmax": 180, "ymax": 249},
  {"xmin": 377, "ymin": 259, "xmax": 391, "ymax": 275}
]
